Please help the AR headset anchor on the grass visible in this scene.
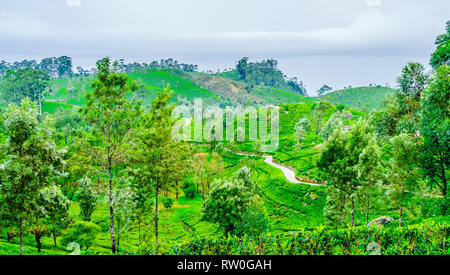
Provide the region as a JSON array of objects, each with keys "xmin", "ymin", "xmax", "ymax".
[
  {"xmin": 129, "ymin": 70, "xmax": 216, "ymax": 104},
  {"xmin": 249, "ymin": 86, "xmax": 314, "ymax": 105},
  {"xmin": 320, "ymin": 86, "xmax": 396, "ymax": 112},
  {"xmin": 42, "ymin": 101, "xmax": 74, "ymax": 114},
  {"xmin": 253, "ymin": 159, "xmax": 326, "ymax": 231}
]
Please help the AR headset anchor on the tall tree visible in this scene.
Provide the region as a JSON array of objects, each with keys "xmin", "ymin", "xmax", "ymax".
[
  {"xmin": 355, "ymin": 136, "xmax": 383, "ymax": 224},
  {"xmin": 203, "ymin": 167, "xmax": 257, "ymax": 235},
  {"xmin": 388, "ymin": 133, "xmax": 420, "ymax": 227},
  {"xmin": 77, "ymin": 177, "xmax": 97, "ymax": 222},
  {"xmin": 312, "ymin": 102, "xmax": 331, "ymax": 135},
  {"xmin": 320, "ymin": 111, "xmax": 343, "ymax": 141},
  {"xmin": 318, "ymin": 119, "xmax": 376, "ymax": 227},
  {"xmin": 39, "ymin": 185, "xmax": 72, "ymax": 247},
  {"xmin": 372, "ymin": 62, "xmax": 430, "ymax": 136},
  {"xmin": 420, "ymin": 65, "xmax": 449, "ymax": 214},
  {"xmin": 81, "ymin": 57, "xmax": 142, "ymax": 254},
  {"xmin": 0, "ymin": 99, "xmax": 66, "ymax": 255},
  {"xmin": 56, "ymin": 56, "xmax": 73, "ymax": 78},
  {"xmin": 136, "ymin": 86, "xmax": 176, "ymax": 247},
  {"xmin": 430, "ymin": 21, "xmax": 450, "ymax": 69}
]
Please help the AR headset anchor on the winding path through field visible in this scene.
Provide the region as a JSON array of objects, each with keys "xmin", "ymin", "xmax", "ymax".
[
  {"xmin": 236, "ymin": 153, "xmax": 321, "ymax": 186},
  {"xmin": 184, "ymin": 118, "xmax": 321, "ymax": 186}
]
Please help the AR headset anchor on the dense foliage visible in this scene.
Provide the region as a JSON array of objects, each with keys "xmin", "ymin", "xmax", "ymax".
[{"xmin": 125, "ymin": 219, "xmax": 449, "ymax": 255}]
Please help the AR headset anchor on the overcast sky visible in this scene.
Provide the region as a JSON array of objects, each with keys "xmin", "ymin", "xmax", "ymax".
[{"xmin": 0, "ymin": 0, "xmax": 449, "ymax": 95}]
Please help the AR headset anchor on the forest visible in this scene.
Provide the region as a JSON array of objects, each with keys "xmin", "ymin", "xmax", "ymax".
[{"xmin": 0, "ymin": 20, "xmax": 448, "ymax": 256}]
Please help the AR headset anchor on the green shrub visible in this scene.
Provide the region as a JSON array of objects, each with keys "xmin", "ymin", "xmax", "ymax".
[
  {"xmin": 182, "ymin": 181, "xmax": 196, "ymax": 199},
  {"xmin": 234, "ymin": 206, "xmax": 269, "ymax": 239},
  {"xmin": 162, "ymin": 196, "xmax": 174, "ymax": 210},
  {"xmin": 62, "ymin": 221, "xmax": 100, "ymax": 251},
  {"xmin": 122, "ymin": 220, "xmax": 449, "ymax": 255}
]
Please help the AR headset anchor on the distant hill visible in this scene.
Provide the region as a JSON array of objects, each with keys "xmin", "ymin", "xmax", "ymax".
[
  {"xmin": 41, "ymin": 69, "xmax": 312, "ymax": 113},
  {"xmin": 319, "ymin": 86, "xmax": 396, "ymax": 111},
  {"xmin": 189, "ymin": 73, "xmax": 312, "ymax": 106}
]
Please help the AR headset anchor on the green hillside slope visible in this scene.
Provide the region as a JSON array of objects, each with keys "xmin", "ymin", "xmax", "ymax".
[
  {"xmin": 189, "ymin": 73, "xmax": 310, "ymax": 105},
  {"xmin": 41, "ymin": 69, "xmax": 313, "ymax": 114},
  {"xmin": 320, "ymin": 86, "xmax": 396, "ymax": 111}
]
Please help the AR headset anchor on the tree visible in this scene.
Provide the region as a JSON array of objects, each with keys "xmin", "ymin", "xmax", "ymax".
[
  {"xmin": 56, "ymin": 56, "xmax": 73, "ymax": 78},
  {"xmin": 312, "ymin": 102, "xmax": 331, "ymax": 135},
  {"xmin": 0, "ymin": 99, "xmax": 66, "ymax": 255},
  {"xmin": 295, "ymin": 116, "xmax": 312, "ymax": 132},
  {"xmin": 355, "ymin": 136, "xmax": 383, "ymax": 224},
  {"xmin": 28, "ymin": 221, "xmax": 47, "ymax": 253},
  {"xmin": 317, "ymin": 85, "xmax": 333, "ymax": 97},
  {"xmin": 396, "ymin": 62, "xmax": 430, "ymax": 100},
  {"xmin": 77, "ymin": 177, "xmax": 97, "ymax": 222},
  {"xmin": 318, "ymin": 119, "xmax": 375, "ymax": 227},
  {"xmin": 182, "ymin": 181, "xmax": 197, "ymax": 199},
  {"xmin": 294, "ymin": 125, "xmax": 306, "ymax": 150},
  {"xmin": 318, "ymin": 127, "xmax": 351, "ymax": 227},
  {"xmin": 203, "ymin": 167, "xmax": 257, "ymax": 235},
  {"xmin": 81, "ymin": 57, "xmax": 141, "ymax": 254},
  {"xmin": 54, "ymin": 108, "xmax": 83, "ymax": 145},
  {"xmin": 193, "ymin": 153, "xmax": 224, "ymax": 201},
  {"xmin": 114, "ymin": 179, "xmax": 137, "ymax": 249},
  {"xmin": 372, "ymin": 62, "xmax": 430, "ymax": 136},
  {"xmin": 161, "ymin": 196, "xmax": 174, "ymax": 210},
  {"xmin": 320, "ymin": 112, "xmax": 343, "ymax": 141},
  {"xmin": 420, "ymin": 65, "xmax": 449, "ymax": 214},
  {"xmin": 0, "ymin": 68, "xmax": 50, "ymax": 115},
  {"xmin": 236, "ymin": 57, "xmax": 249, "ymax": 80},
  {"xmin": 39, "ymin": 185, "xmax": 72, "ymax": 247},
  {"xmin": 135, "ymin": 86, "xmax": 178, "ymax": 247},
  {"xmin": 388, "ymin": 133, "xmax": 420, "ymax": 227},
  {"xmin": 233, "ymin": 203, "xmax": 269, "ymax": 240},
  {"xmin": 169, "ymin": 142, "xmax": 193, "ymax": 200},
  {"xmin": 430, "ymin": 21, "xmax": 450, "ymax": 69},
  {"xmin": 126, "ymin": 166, "xmax": 153, "ymax": 247},
  {"xmin": 40, "ymin": 57, "xmax": 57, "ymax": 77}
]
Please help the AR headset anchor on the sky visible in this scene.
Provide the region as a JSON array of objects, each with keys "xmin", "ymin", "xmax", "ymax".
[{"xmin": 0, "ymin": 0, "xmax": 449, "ymax": 95}]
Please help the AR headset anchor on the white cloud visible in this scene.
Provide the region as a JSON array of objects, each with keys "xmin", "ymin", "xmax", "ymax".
[
  {"xmin": 366, "ymin": 0, "xmax": 382, "ymax": 8},
  {"xmin": 66, "ymin": 0, "xmax": 81, "ymax": 8}
]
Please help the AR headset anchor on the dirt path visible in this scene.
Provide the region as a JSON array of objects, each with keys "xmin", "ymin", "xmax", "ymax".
[
  {"xmin": 235, "ymin": 152, "xmax": 321, "ymax": 186},
  {"xmin": 184, "ymin": 118, "xmax": 321, "ymax": 186}
]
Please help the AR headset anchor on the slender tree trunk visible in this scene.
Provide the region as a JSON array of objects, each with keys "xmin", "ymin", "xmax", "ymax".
[
  {"xmin": 53, "ymin": 231, "xmax": 57, "ymax": 247},
  {"xmin": 19, "ymin": 218, "xmax": 24, "ymax": 256},
  {"xmin": 108, "ymin": 159, "xmax": 116, "ymax": 254},
  {"xmin": 175, "ymin": 180, "xmax": 179, "ymax": 200},
  {"xmin": 36, "ymin": 235, "xmax": 42, "ymax": 253}
]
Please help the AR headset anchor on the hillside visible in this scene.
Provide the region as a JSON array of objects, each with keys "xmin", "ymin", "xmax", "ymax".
[
  {"xmin": 41, "ymin": 69, "xmax": 312, "ymax": 114},
  {"xmin": 319, "ymin": 86, "xmax": 396, "ymax": 111},
  {"xmin": 189, "ymin": 73, "xmax": 311, "ymax": 105},
  {"xmin": 41, "ymin": 70, "xmax": 217, "ymax": 112}
]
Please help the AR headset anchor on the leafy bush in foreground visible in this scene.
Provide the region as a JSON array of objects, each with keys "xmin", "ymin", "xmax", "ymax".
[{"xmin": 123, "ymin": 220, "xmax": 449, "ymax": 255}]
